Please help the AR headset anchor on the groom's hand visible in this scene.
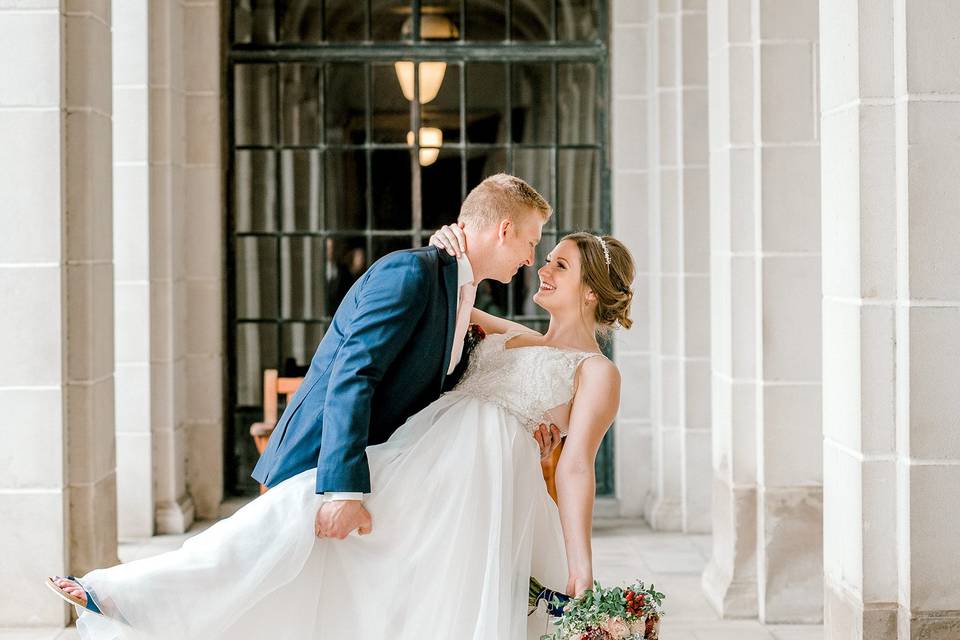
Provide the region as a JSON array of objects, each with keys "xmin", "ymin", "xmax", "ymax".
[
  {"xmin": 315, "ymin": 500, "xmax": 372, "ymax": 539},
  {"xmin": 534, "ymin": 423, "xmax": 562, "ymax": 460}
]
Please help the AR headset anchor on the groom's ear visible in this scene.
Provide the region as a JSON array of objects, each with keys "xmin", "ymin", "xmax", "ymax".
[{"xmin": 496, "ymin": 219, "xmax": 512, "ymax": 243}]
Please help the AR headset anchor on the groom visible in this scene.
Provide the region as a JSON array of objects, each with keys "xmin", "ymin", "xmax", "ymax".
[{"xmin": 252, "ymin": 174, "xmax": 560, "ymax": 539}]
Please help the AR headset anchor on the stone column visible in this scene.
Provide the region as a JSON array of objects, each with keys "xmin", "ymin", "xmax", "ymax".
[
  {"xmin": 0, "ymin": 1, "xmax": 117, "ymax": 627},
  {"xmin": 113, "ymin": 0, "xmax": 155, "ymax": 538},
  {"xmin": 822, "ymin": 1, "xmax": 960, "ymax": 638},
  {"xmin": 113, "ymin": 0, "xmax": 222, "ymax": 533},
  {"xmin": 704, "ymin": 0, "xmax": 823, "ymax": 622},
  {"xmin": 182, "ymin": 0, "xmax": 224, "ymax": 521},
  {"xmin": 644, "ymin": 0, "xmax": 712, "ymax": 535},
  {"xmin": 611, "ymin": 0, "xmax": 654, "ymax": 518},
  {"xmin": 702, "ymin": 0, "xmax": 760, "ymax": 618},
  {"xmin": 150, "ymin": 0, "xmax": 194, "ymax": 534},
  {"xmin": 752, "ymin": 0, "xmax": 823, "ymax": 624},
  {"xmin": 820, "ymin": 0, "xmax": 898, "ymax": 637},
  {"xmin": 891, "ymin": 1, "xmax": 960, "ymax": 632}
]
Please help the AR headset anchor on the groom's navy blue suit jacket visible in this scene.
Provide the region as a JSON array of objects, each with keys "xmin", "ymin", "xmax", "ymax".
[{"xmin": 251, "ymin": 246, "xmax": 461, "ymax": 494}]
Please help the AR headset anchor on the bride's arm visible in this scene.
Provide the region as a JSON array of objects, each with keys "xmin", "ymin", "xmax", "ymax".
[
  {"xmin": 469, "ymin": 308, "xmax": 539, "ymax": 336},
  {"xmin": 555, "ymin": 356, "xmax": 621, "ymax": 597}
]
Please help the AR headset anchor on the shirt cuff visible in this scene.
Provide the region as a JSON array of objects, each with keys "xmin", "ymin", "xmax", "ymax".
[{"xmin": 326, "ymin": 492, "xmax": 364, "ymax": 502}]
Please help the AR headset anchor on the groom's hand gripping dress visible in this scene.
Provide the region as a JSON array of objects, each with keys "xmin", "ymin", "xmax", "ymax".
[{"xmin": 315, "ymin": 499, "xmax": 372, "ymax": 539}]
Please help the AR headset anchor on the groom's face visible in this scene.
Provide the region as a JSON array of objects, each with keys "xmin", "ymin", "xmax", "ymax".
[{"xmin": 490, "ymin": 210, "xmax": 545, "ymax": 283}]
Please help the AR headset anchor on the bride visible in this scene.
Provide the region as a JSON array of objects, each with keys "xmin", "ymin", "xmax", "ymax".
[{"xmin": 51, "ymin": 230, "xmax": 635, "ymax": 640}]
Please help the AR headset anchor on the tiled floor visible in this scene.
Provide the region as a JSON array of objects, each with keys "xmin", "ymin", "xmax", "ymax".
[{"xmin": 5, "ymin": 507, "xmax": 823, "ymax": 639}]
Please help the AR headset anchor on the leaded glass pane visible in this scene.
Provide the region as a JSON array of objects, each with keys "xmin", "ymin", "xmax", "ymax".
[
  {"xmin": 464, "ymin": 0, "xmax": 506, "ymax": 41},
  {"xmin": 326, "ymin": 63, "xmax": 367, "ymax": 145},
  {"xmin": 234, "ymin": 0, "xmax": 276, "ymax": 44},
  {"xmin": 327, "ymin": 236, "xmax": 369, "ymax": 308},
  {"xmin": 278, "ymin": 1, "xmax": 323, "ymax": 42},
  {"xmin": 512, "ymin": 0, "xmax": 552, "ymax": 41},
  {"xmin": 281, "ymin": 236, "xmax": 326, "ymax": 319},
  {"xmin": 422, "ymin": 149, "xmax": 464, "ymax": 231},
  {"xmin": 236, "ymin": 323, "xmax": 278, "ymax": 405},
  {"xmin": 558, "ymin": 148, "xmax": 600, "ymax": 231},
  {"xmin": 512, "ymin": 148, "xmax": 554, "ymax": 206},
  {"xmin": 281, "ymin": 323, "xmax": 326, "ymax": 369},
  {"xmin": 511, "ymin": 62, "xmax": 554, "ymax": 144},
  {"xmin": 236, "ymin": 237, "xmax": 278, "ymax": 319},
  {"xmin": 467, "ymin": 148, "xmax": 509, "ymax": 187},
  {"xmin": 466, "ymin": 62, "xmax": 507, "ymax": 144},
  {"xmin": 422, "ymin": 63, "xmax": 461, "ymax": 144},
  {"xmin": 281, "ymin": 63, "xmax": 322, "ymax": 145},
  {"xmin": 558, "ymin": 62, "xmax": 597, "ymax": 144},
  {"xmin": 325, "ymin": 0, "xmax": 367, "ymax": 41},
  {"xmin": 558, "ymin": 0, "xmax": 599, "ymax": 41},
  {"xmin": 370, "ymin": 0, "xmax": 413, "ymax": 42},
  {"xmin": 373, "ymin": 236, "xmax": 415, "ymax": 260},
  {"xmin": 371, "ymin": 149, "xmax": 413, "ymax": 230},
  {"xmin": 235, "ymin": 64, "xmax": 276, "ymax": 145},
  {"xmin": 325, "ymin": 149, "xmax": 367, "ymax": 230},
  {"xmin": 235, "ymin": 151, "xmax": 276, "ymax": 232},
  {"xmin": 280, "ymin": 150, "xmax": 322, "ymax": 232},
  {"xmin": 372, "ymin": 62, "xmax": 411, "ymax": 144}
]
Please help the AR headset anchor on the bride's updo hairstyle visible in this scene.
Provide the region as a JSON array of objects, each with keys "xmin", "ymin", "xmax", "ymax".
[{"xmin": 561, "ymin": 232, "xmax": 635, "ymax": 330}]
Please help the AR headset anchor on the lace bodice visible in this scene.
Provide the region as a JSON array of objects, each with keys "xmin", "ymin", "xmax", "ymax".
[{"xmin": 448, "ymin": 330, "xmax": 603, "ymax": 435}]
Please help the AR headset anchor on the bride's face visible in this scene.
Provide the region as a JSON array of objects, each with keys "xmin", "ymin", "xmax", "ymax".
[{"xmin": 533, "ymin": 240, "xmax": 589, "ymax": 315}]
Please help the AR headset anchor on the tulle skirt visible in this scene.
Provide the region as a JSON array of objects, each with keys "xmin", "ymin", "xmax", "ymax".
[{"xmin": 76, "ymin": 392, "xmax": 568, "ymax": 639}]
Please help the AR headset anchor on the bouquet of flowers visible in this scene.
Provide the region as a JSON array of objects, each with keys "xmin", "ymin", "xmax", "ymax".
[{"xmin": 530, "ymin": 577, "xmax": 665, "ymax": 640}]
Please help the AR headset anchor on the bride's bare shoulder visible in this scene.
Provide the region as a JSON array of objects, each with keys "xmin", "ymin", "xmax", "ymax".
[{"xmin": 575, "ymin": 355, "xmax": 620, "ymax": 392}]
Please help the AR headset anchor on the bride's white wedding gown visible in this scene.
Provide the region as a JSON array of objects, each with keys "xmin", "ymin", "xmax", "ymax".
[{"xmin": 76, "ymin": 331, "xmax": 602, "ymax": 639}]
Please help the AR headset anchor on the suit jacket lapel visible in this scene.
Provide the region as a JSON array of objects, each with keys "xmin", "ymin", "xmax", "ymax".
[{"xmin": 438, "ymin": 252, "xmax": 459, "ymax": 390}]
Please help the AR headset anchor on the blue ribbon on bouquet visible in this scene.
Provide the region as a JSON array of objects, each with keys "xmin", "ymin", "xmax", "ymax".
[{"xmin": 528, "ymin": 577, "xmax": 572, "ymax": 617}]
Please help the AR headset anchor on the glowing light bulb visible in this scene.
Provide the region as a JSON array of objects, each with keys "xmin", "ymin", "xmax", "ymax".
[{"xmin": 406, "ymin": 127, "xmax": 443, "ymax": 166}]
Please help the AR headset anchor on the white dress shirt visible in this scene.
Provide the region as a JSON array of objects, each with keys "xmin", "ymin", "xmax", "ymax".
[{"xmin": 327, "ymin": 253, "xmax": 476, "ymax": 502}]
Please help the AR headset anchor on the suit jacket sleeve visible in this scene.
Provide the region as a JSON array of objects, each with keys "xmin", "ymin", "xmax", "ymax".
[{"xmin": 315, "ymin": 253, "xmax": 430, "ymax": 494}]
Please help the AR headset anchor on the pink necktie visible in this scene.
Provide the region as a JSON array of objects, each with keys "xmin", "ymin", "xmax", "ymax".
[{"xmin": 448, "ymin": 283, "xmax": 477, "ymax": 374}]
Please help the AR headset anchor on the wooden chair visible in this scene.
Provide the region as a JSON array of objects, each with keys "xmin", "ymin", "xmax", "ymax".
[{"xmin": 250, "ymin": 369, "xmax": 304, "ymax": 494}]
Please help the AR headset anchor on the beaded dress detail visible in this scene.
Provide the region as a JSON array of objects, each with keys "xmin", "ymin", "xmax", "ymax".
[{"xmin": 449, "ymin": 330, "xmax": 602, "ymax": 435}]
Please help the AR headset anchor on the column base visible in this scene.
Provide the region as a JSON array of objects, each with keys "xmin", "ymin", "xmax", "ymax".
[
  {"xmin": 156, "ymin": 494, "xmax": 195, "ymax": 534},
  {"xmin": 702, "ymin": 557, "xmax": 759, "ymax": 619},
  {"xmin": 701, "ymin": 477, "xmax": 758, "ymax": 618},
  {"xmin": 825, "ymin": 577, "xmax": 897, "ymax": 640},
  {"xmin": 644, "ymin": 493, "xmax": 683, "ymax": 531},
  {"xmin": 901, "ymin": 608, "xmax": 960, "ymax": 640},
  {"xmin": 757, "ymin": 485, "xmax": 823, "ymax": 624}
]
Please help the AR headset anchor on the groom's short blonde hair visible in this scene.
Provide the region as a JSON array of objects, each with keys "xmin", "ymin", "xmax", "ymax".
[{"xmin": 458, "ymin": 173, "xmax": 552, "ymax": 228}]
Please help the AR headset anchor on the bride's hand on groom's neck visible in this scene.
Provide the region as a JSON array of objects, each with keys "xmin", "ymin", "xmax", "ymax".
[{"xmin": 429, "ymin": 222, "xmax": 467, "ymax": 257}]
